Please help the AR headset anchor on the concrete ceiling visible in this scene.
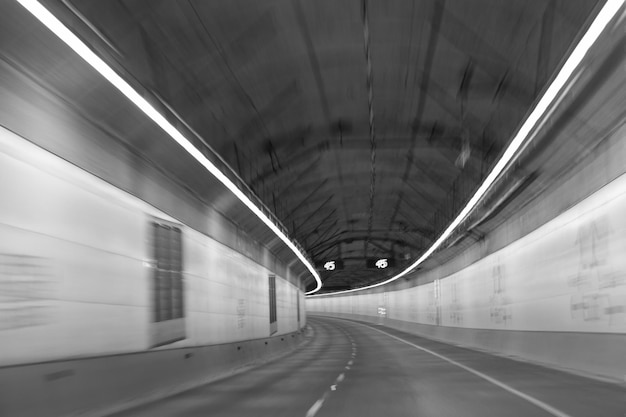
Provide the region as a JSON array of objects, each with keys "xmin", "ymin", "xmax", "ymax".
[{"xmin": 6, "ymin": 0, "xmax": 605, "ymax": 292}]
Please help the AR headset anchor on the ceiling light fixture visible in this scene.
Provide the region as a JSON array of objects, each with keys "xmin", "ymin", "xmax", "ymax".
[
  {"xmin": 308, "ymin": 0, "xmax": 624, "ymax": 297},
  {"xmin": 15, "ymin": 0, "xmax": 323, "ymax": 294}
]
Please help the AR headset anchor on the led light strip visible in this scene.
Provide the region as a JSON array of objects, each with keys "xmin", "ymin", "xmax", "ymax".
[
  {"xmin": 308, "ymin": 0, "xmax": 624, "ymax": 297},
  {"xmin": 15, "ymin": 0, "xmax": 323, "ymax": 294}
]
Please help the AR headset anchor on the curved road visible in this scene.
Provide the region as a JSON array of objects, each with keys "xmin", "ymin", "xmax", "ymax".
[{"xmin": 111, "ymin": 316, "xmax": 625, "ymax": 416}]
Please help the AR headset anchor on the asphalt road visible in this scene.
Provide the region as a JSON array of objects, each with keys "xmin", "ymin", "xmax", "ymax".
[{"xmin": 110, "ymin": 316, "xmax": 626, "ymax": 416}]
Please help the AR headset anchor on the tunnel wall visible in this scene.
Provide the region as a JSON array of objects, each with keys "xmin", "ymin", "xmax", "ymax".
[
  {"xmin": 308, "ymin": 129, "xmax": 626, "ymax": 382},
  {"xmin": 0, "ymin": 126, "xmax": 306, "ymax": 416}
]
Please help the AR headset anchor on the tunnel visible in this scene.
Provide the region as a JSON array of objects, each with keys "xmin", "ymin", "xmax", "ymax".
[{"xmin": 0, "ymin": 0, "xmax": 625, "ymax": 416}]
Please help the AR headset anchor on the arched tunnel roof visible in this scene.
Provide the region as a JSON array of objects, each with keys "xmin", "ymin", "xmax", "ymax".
[{"xmin": 4, "ymin": 0, "xmax": 610, "ymax": 293}]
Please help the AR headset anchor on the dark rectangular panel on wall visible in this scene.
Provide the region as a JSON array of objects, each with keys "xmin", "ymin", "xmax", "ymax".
[
  {"xmin": 269, "ymin": 274, "xmax": 277, "ymax": 335},
  {"xmin": 297, "ymin": 291, "xmax": 300, "ymax": 324},
  {"xmin": 151, "ymin": 221, "xmax": 185, "ymax": 347}
]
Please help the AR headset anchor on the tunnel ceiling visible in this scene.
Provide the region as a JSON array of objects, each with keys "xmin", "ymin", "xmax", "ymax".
[{"xmin": 38, "ymin": 0, "xmax": 602, "ymax": 292}]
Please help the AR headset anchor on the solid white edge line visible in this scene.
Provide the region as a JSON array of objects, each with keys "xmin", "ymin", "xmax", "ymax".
[
  {"xmin": 307, "ymin": 0, "xmax": 624, "ymax": 297},
  {"xmin": 362, "ymin": 324, "xmax": 572, "ymax": 417},
  {"xmin": 13, "ymin": 0, "xmax": 323, "ymax": 294}
]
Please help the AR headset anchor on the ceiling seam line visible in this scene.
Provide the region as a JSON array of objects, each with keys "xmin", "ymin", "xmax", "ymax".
[
  {"xmin": 292, "ymin": 0, "xmax": 348, "ymax": 253},
  {"xmin": 361, "ymin": 0, "xmax": 377, "ymax": 257},
  {"xmin": 186, "ymin": 0, "xmax": 271, "ymax": 139}
]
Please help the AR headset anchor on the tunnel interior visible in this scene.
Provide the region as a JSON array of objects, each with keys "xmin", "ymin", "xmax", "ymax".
[{"xmin": 0, "ymin": 1, "xmax": 625, "ymax": 416}]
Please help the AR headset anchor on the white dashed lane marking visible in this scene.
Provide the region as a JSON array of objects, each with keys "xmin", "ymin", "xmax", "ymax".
[
  {"xmin": 305, "ymin": 397, "xmax": 326, "ymax": 417},
  {"xmin": 305, "ymin": 327, "xmax": 356, "ymax": 417}
]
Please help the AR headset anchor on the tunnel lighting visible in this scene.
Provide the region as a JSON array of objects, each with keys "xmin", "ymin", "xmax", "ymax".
[
  {"xmin": 308, "ymin": 0, "xmax": 624, "ymax": 297},
  {"xmin": 15, "ymin": 0, "xmax": 323, "ymax": 294}
]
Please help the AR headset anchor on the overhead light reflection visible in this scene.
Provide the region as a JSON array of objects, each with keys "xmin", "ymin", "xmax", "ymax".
[
  {"xmin": 308, "ymin": 0, "xmax": 624, "ymax": 297},
  {"xmin": 15, "ymin": 0, "xmax": 323, "ymax": 294}
]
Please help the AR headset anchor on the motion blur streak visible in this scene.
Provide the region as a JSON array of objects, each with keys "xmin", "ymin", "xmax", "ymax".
[
  {"xmin": 307, "ymin": 0, "xmax": 625, "ymax": 297},
  {"xmin": 14, "ymin": 0, "xmax": 323, "ymax": 294}
]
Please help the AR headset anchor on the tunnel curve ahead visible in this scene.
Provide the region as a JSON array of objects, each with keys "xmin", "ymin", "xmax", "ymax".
[
  {"xmin": 109, "ymin": 316, "xmax": 625, "ymax": 417},
  {"xmin": 108, "ymin": 317, "xmax": 355, "ymax": 417}
]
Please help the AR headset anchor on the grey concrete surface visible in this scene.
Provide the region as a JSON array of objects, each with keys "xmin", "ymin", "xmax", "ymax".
[
  {"xmin": 313, "ymin": 311, "xmax": 626, "ymax": 382},
  {"xmin": 0, "ymin": 330, "xmax": 305, "ymax": 417},
  {"xmin": 109, "ymin": 318, "xmax": 351, "ymax": 417},
  {"xmin": 108, "ymin": 316, "xmax": 626, "ymax": 416}
]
